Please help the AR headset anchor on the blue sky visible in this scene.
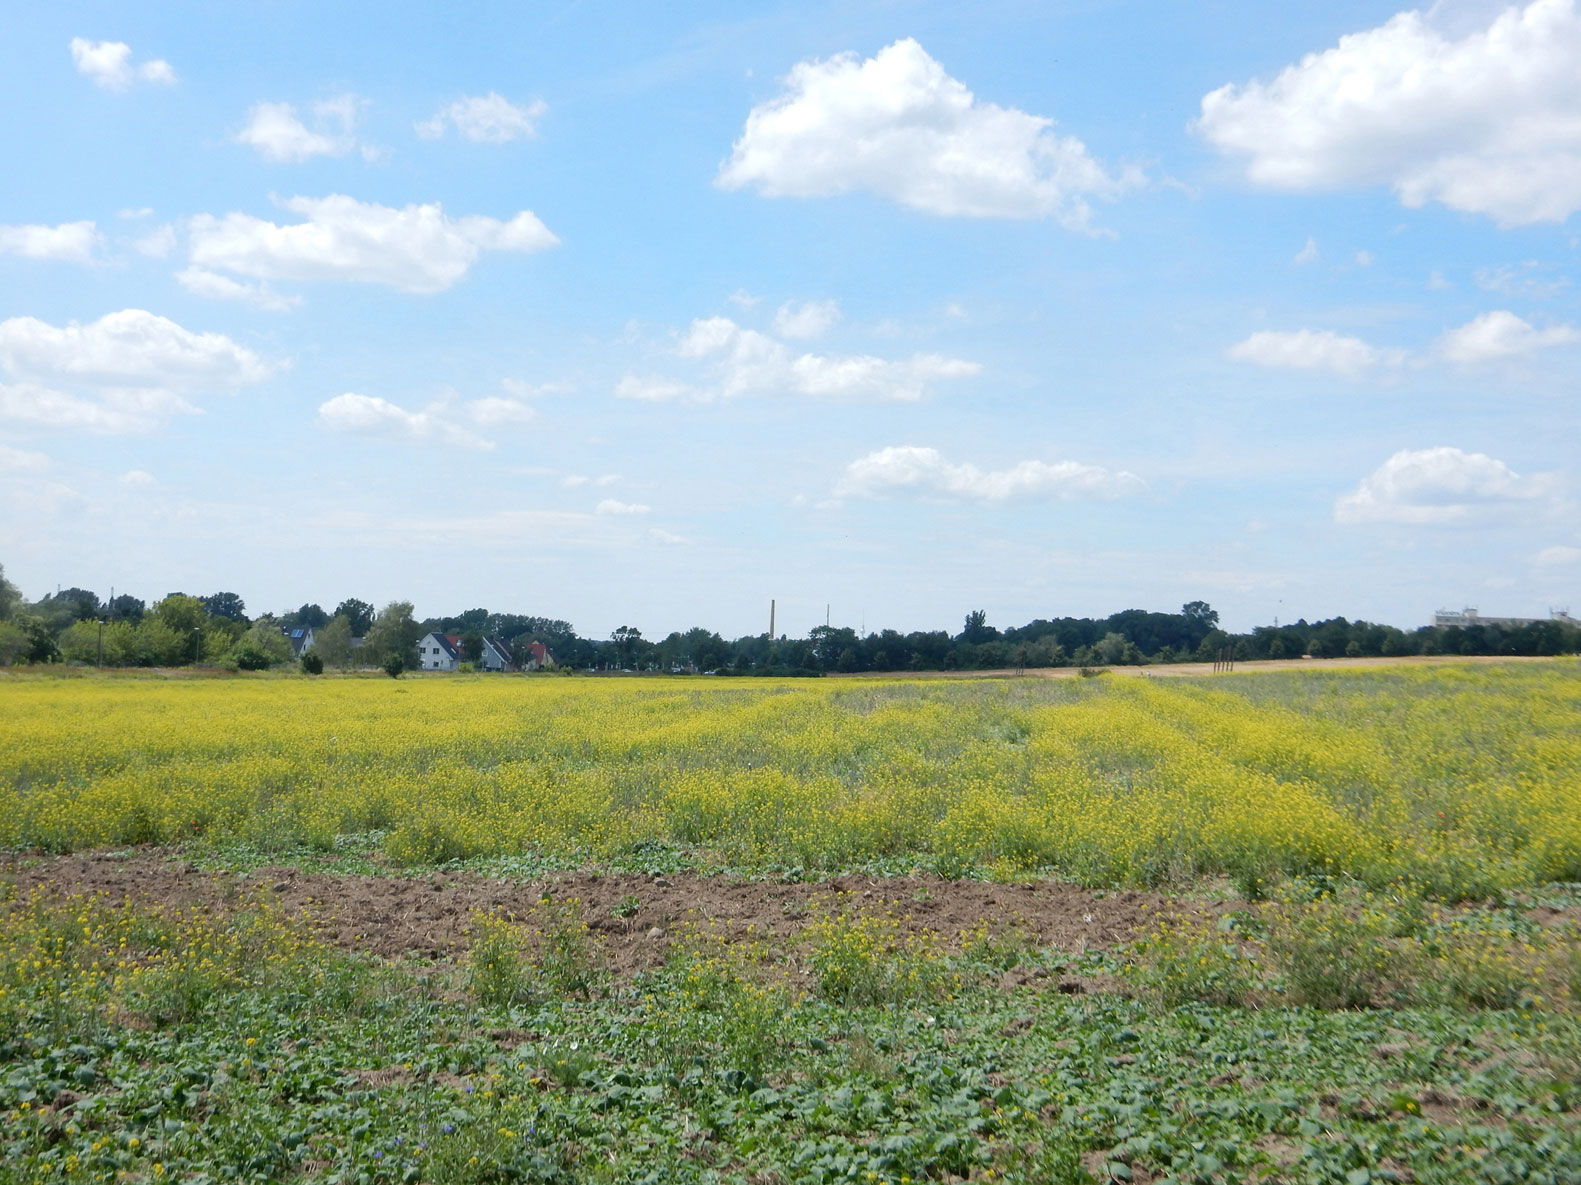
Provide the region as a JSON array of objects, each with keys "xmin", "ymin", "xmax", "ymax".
[{"xmin": 2, "ymin": 0, "xmax": 1578, "ymax": 638}]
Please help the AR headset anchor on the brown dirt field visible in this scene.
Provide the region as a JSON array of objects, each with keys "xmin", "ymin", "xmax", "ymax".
[{"xmin": 2, "ymin": 849, "xmax": 1188, "ymax": 978}]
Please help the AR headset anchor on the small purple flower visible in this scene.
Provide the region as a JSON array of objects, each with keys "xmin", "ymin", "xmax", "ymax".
[{"xmin": 442, "ymin": 1124, "xmax": 455, "ymax": 1134}]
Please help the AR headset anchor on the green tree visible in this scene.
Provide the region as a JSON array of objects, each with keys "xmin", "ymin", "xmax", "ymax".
[
  {"xmin": 610, "ymin": 625, "xmax": 643, "ymax": 668},
  {"xmin": 230, "ymin": 618, "xmax": 293, "ymax": 669},
  {"xmin": 365, "ymin": 601, "xmax": 420, "ymax": 668},
  {"xmin": 334, "ymin": 598, "xmax": 376, "ymax": 635},
  {"xmin": 313, "ymin": 615, "xmax": 355, "ymax": 669},
  {"xmin": 0, "ymin": 563, "xmax": 22, "ymax": 621},
  {"xmin": 461, "ymin": 631, "xmax": 485, "ymax": 663},
  {"xmin": 152, "ymin": 594, "xmax": 209, "ymax": 638},
  {"xmin": 200, "ymin": 591, "xmax": 248, "ymax": 622},
  {"xmin": 0, "ymin": 622, "xmax": 28, "ymax": 664}
]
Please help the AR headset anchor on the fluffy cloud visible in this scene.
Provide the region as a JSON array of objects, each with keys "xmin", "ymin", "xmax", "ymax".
[
  {"xmin": 0, "ymin": 310, "xmax": 272, "ymax": 434},
  {"xmin": 620, "ymin": 315, "xmax": 978, "ymax": 404},
  {"xmin": 317, "ymin": 393, "xmax": 492, "ymax": 451},
  {"xmin": 175, "ymin": 267, "xmax": 300, "ymax": 312},
  {"xmin": 69, "ymin": 39, "xmax": 176, "ymax": 90},
  {"xmin": 1225, "ymin": 329, "xmax": 1396, "ymax": 377},
  {"xmin": 416, "ymin": 93, "xmax": 547, "ymax": 142},
  {"xmin": 234, "ymin": 96, "xmax": 365, "ymax": 163},
  {"xmin": 1196, "ymin": 0, "xmax": 1581, "ymax": 225},
  {"xmin": 0, "ymin": 221, "xmax": 102, "ymax": 263},
  {"xmin": 0, "ymin": 309, "xmax": 270, "ymax": 392},
  {"xmin": 186, "ymin": 194, "xmax": 557, "ymax": 293},
  {"xmin": 1334, "ymin": 446, "xmax": 1561, "ymax": 524},
  {"xmin": 717, "ymin": 38, "xmax": 1136, "ymax": 225},
  {"xmin": 836, "ymin": 445, "xmax": 1146, "ymax": 502},
  {"xmin": 1438, "ymin": 310, "xmax": 1581, "ymax": 362},
  {"xmin": 595, "ymin": 498, "xmax": 651, "ymax": 516},
  {"xmin": 773, "ymin": 299, "xmax": 840, "ymax": 340}
]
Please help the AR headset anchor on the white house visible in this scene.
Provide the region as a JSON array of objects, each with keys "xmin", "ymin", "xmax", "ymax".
[
  {"xmin": 280, "ymin": 625, "xmax": 315, "ymax": 657},
  {"xmin": 417, "ymin": 632, "xmax": 462, "ymax": 671},
  {"xmin": 416, "ymin": 632, "xmax": 515, "ymax": 671}
]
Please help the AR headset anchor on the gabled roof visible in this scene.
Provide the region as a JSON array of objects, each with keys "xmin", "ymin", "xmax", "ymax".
[{"xmin": 420, "ymin": 631, "xmax": 461, "ymax": 658}]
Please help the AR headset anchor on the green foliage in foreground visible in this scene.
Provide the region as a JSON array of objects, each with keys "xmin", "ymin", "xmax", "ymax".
[{"xmin": 3, "ymin": 887, "xmax": 1581, "ymax": 1184}]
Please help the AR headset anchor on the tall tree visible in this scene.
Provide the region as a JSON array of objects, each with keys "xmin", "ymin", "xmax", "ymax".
[
  {"xmin": 334, "ymin": 598, "xmax": 376, "ymax": 635},
  {"xmin": 0, "ymin": 563, "xmax": 21, "ymax": 621},
  {"xmin": 365, "ymin": 601, "xmax": 420, "ymax": 667},
  {"xmin": 313, "ymin": 615, "xmax": 355, "ymax": 669},
  {"xmin": 201, "ymin": 592, "xmax": 248, "ymax": 622}
]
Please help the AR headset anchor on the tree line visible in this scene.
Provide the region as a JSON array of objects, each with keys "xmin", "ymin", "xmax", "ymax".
[{"xmin": 1, "ymin": 564, "xmax": 1577, "ymax": 674}]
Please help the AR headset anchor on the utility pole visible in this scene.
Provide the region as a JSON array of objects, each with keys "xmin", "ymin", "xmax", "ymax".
[
  {"xmin": 768, "ymin": 599, "xmax": 775, "ymax": 639},
  {"xmin": 97, "ymin": 619, "xmax": 104, "ymax": 667},
  {"xmin": 826, "ymin": 603, "xmax": 830, "ymax": 628},
  {"xmin": 192, "ymin": 627, "xmax": 201, "ymax": 666}
]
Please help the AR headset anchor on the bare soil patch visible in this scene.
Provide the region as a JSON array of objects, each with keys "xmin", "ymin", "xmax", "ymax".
[{"xmin": 3, "ymin": 849, "xmax": 1183, "ymax": 977}]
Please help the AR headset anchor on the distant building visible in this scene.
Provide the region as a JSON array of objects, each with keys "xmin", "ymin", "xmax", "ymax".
[
  {"xmin": 280, "ymin": 625, "xmax": 315, "ymax": 656},
  {"xmin": 416, "ymin": 632, "xmax": 515, "ymax": 671},
  {"xmin": 521, "ymin": 640, "xmax": 555, "ymax": 671},
  {"xmin": 1431, "ymin": 607, "xmax": 1576, "ymax": 629}
]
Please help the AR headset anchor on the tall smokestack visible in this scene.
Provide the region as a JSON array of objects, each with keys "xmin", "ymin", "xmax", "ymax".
[{"xmin": 769, "ymin": 599, "xmax": 775, "ymax": 639}]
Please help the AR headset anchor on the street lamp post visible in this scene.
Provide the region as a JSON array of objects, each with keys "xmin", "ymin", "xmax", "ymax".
[
  {"xmin": 192, "ymin": 627, "xmax": 201, "ymax": 666},
  {"xmin": 97, "ymin": 619, "xmax": 104, "ymax": 667}
]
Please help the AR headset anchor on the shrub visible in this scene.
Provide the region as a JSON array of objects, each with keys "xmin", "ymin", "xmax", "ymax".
[
  {"xmin": 804, "ymin": 908, "xmax": 953, "ymax": 1005},
  {"xmin": 233, "ymin": 643, "xmax": 274, "ymax": 671},
  {"xmin": 1262, "ymin": 887, "xmax": 1415, "ymax": 1009},
  {"xmin": 1124, "ymin": 912, "xmax": 1258, "ymax": 1007},
  {"xmin": 466, "ymin": 913, "xmax": 536, "ymax": 1008},
  {"xmin": 656, "ymin": 919, "xmax": 795, "ymax": 1076},
  {"xmin": 382, "ymin": 654, "xmax": 404, "ymax": 678},
  {"xmin": 465, "ymin": 901, "xmax": 606, "ymax": 1008},
  {"xmin": 1421, "ymin": 927, "xmax": 1546, "ymax": 1009},
  {"xmin": 300, "ymin": 652, "xmax": 323, "ymax": 675}
]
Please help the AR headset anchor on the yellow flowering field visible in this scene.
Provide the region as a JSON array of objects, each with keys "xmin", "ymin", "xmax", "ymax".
[{"xmin": 3, "ymin": 661, "xmax": 1579, "ymax": 895}]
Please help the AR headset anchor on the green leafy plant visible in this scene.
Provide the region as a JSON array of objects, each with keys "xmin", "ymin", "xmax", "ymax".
[{"xmin": 1123, "ymin": 911, "xmax": 1258, "ymax": 1007}]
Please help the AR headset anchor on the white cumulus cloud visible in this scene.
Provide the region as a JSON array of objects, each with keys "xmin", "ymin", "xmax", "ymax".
[
  {"xmin": 317, "ymin": 393, "xmax": 493, "ymax": 451},
  {"xmin": 186, "ymin": 194, "xmax": 557, "ymax": 294},
  {"xmin": 1196, "ymin": 0, "xmax": 1581, "ymax": 226},
  {"xmin": 416, "ymin": 93, "xmax": 547, "ymax": 142},
  {"xmin": 0, "ymin": 221, "xmax": 102, "ymax": 263},
  {"xmin": 1226, "ymin": 328, "xmax": 1397, "ymax": 377},
  {"xmin": 773, "ymin": 299, "xmax": 840, "ymax": 340},
  {"xmin": 1334, "ymin": 446, "xmax": 1561, "ymax": 524},
  {"xmin": 836, "ymin": 445, "xmax": 1146, "ymax": 502},
  {"xmin": 69, "ymin": 39, "xmax": 176, "ymax": 91},
  {"xmin": 1438, "ymin": 310, "xmax": 1581, "ymax": 362},
  {"xmin": 620, "ymin": 315, "xmax": 978, "ymax": 404},
  {"xmin": 0, "ymin": 309, "xmax": 272, "ymax": 434},
  {"xmin": 234, "ymin": 96, "xmax": 365, "ymax": 163},
  {"xmin": 717, "ymin": 38, "xmax": 1137, "ymax": 226},
  {"xmin": 596, "ymin": 498, "xmax": 651, "ymax": 516}
]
